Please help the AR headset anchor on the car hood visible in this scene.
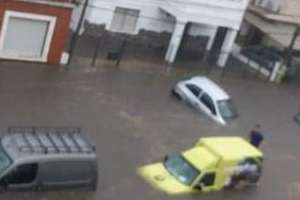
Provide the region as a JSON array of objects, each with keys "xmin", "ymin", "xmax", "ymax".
[{"xmin": 137, "ymin": 163, "xmax": 194, "ymax": 195}]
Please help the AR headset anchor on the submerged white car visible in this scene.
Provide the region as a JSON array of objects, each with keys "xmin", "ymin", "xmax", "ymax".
[{"xmin": 172, "ymin": 76, "xmax": 238, "ymax": 125}]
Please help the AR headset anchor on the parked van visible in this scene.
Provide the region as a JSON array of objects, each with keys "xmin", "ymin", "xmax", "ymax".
[
  {"xmin": 138, "ymin": 137, "xmax": 263, "ymax": 194},
  {"xmin": 0, "ymin": 127, "xmax": 98, "ymax": 191}
]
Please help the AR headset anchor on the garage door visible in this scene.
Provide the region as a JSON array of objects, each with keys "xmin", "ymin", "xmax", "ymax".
[
  {"xmin": 3, "ymin": 17, "xmax": 49, "ymax": 58},
  {"xmin": 0, "ymin": 11, "xmax": 56, "ymax": 62}
]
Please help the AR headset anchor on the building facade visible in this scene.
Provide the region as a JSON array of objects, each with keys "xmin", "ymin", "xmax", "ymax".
[
  {"xmin": 242, "ymin": 0, "xmax": 300, "ymax": 50},
  {"xmin": 252, "ymin": 0, "xmax": 300, "ymax": 16},
  {"xmin": 73, "ymin": 0, "xmax": 250, "ymax": 67},
  {"xmin": 232, "ymin": 0, "xmax": 300, "ymax": 82},
  {"xmin": 0, "ymin": 0, "xmax": 75, "ymax": 64}
]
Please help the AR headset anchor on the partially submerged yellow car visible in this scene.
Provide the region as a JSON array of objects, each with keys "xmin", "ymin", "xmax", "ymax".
[{"xmin": 138, "ymin": 137, "xmax": 263, "ymax": 194}]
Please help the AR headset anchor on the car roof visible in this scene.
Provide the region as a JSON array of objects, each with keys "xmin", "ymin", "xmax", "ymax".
[
  {"xmin": 183, "ymin": 147, "xmax": 218, "ymax": 170},
  {"xmin": 1, "ymin": 128, "xmax": 96, "ymax": 162},
  {"xmin": 199, "ymin": 137, "xmax": 263, "ymax": 160},
  {"xmin": 185, "ymin": 76, "xmax": 230, "ymax": 100}
]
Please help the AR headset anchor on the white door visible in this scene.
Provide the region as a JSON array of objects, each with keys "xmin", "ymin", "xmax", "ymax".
[{"xmin": 3, "ymin": 17, "xmax": 49, "ymax": 58}]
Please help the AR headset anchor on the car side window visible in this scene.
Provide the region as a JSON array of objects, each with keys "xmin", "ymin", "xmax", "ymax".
[
  {"xmin": 200, "ymin": 93, "xmax": 216, "ymax": 115},
  {"xmin": 200, "ymin": 172, "xmax": 216, "ymax": 187},
  {"xmin": 186, "ymin": 84, "xmax": 202, "ymax": 97},
  {"xmin": 4, "ymin": 163, "xmax": 38, "ymax": 184}
]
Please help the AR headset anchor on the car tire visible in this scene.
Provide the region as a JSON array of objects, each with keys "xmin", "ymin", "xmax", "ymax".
[
  {"xmin": 246, "ymin": 172, "xmax": 260, "ymax": 184},
  {"xmin": 171, "ymin": 89, "xmax": 182, "ymax": 100},
  {"xmin": 226, "ymin": 175, "xmax": 240, "ymax": 189}
]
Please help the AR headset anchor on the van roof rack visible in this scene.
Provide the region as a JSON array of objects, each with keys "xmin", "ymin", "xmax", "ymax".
[{"xmin": 7, "ymin": 127, "xmax": 96, "ymax": 154}]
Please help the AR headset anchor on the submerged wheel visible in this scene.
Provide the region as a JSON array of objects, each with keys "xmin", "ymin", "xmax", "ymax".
[
  {"xmin": 226, "ymin": 175, "xmax": 240, "ymax": 189},
  {"xmin": 246, "ymin": 172, "xmax": 260, "ymax": 184}
]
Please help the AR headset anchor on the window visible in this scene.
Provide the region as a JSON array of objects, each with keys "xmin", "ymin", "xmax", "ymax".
[
  {"xmin": 217, "ymin": 99, "xmax": 238, "ymax": 120},
  {"xmin": 0, "ymin": 11, "xmax": 56, "ymax": 62},
  {"xmin": 186, "ymin": 84, "xmax": 202, "ymax": 97},
  {"xmin": 4, "ymin": 17, "xmax": 49, "ymax": 57},
  {"xmin": 164, "ymin": 155, "xmax": 200, "ymax": 186},
  {"xmin": 110, "ymin": 7, "xmax": 140, "ymax": 34},
  {"xmin": 4, "ymin": 163, "xmax": 38, "ymax": 184},
  {"xmin": 200, "ymin": 94, "xmax": 216, "ymax": 115},
  {"xmin": 200, "ymin": 172, "xmax": 215, "ymax": 187}
]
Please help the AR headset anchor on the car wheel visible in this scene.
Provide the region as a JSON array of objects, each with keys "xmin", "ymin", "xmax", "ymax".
[
  {"xmin": 171, "ymin": 89, "xmax": 182, "ymax": 100},
  {"xmin": 226, "ymin": 175, "xmax": 240, "ymax": 189},
  {"xmin": 246, "ymin": 172, "xmax": 260, "ymax": 184}
]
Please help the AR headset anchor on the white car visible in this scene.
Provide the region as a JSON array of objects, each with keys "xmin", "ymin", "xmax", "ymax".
[{"xmin": 172, "ymin": 76, "xmax": 238, "ymax": 125}]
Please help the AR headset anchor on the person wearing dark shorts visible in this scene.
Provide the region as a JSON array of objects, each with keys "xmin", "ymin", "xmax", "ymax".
[{"xmin": 249, "ymin": 124, "xmax": 264, "ymax": 148}]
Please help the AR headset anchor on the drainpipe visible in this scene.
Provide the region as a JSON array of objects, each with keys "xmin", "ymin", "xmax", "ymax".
[{"xmin": 67, "ymin": 0, "xmax": 90, "ymax": 65}]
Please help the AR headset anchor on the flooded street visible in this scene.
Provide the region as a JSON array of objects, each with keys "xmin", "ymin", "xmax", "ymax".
[{"xmin": 0, "ymin": 60, "xmax": 299, "ymax": 200}]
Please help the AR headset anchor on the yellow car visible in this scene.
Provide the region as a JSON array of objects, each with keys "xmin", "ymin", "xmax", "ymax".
[{"xmin": 138, "ymin": 137, "xmax": 263, "ymax": 194}]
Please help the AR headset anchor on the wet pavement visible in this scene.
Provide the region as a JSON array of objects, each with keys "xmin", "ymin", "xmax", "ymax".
[{"xmin": 0, "ymin": 59, "xmax": 299, "ymax": 200}]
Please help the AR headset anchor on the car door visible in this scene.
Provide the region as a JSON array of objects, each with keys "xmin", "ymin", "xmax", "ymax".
[
  {"xmin": 199, "ymin": 93, "xmax": 219, "ymax": 121},
  {"xmin": 3, "ymin": 163, "xmax": 39, "ymax": 190},
  {"xmin": 194, "ymin": 172, "xmax": 216, "ymax": 192},
  {"xmin": 41, "ymin": 161, "xmax": 94, "ymax": 189},
  {"xmin": 185, "ymin": 84, "xmax": 202, "ymax": 108}
]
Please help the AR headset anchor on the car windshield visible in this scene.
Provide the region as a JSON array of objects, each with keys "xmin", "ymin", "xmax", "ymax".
[
  {"xmin": 164, "ymin": 155, "xmax": 200, "ymax": 186},
  {"xmin": 0, "ymin": 143, "xmax": 12, "ymax": 175},
  {"xmin": 218, "ymin": 99, "xmax": 238, "ymax": 120}
]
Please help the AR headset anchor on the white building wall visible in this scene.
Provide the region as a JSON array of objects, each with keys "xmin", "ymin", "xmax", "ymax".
[
  {"xmin": 280, "ymin": 0, "xmax": 300, "ymax": 16},
  {"xmin": 84, "ymin": 0, "xmax": 176, "ymax": 33},
  {"xmin": 72, "ymin": 0, "xmax": 222, "ymax": 37},
  {"xmin": 188, "ymin": 24, "xmax": 217, "ymax": 37},
  {"xmin": 70, "ymin": 3, "xmax": 83, "ymax": 30},
  {"xmin": 71, "ymin": 0, "xmax": 249, "ymax": 66}
]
